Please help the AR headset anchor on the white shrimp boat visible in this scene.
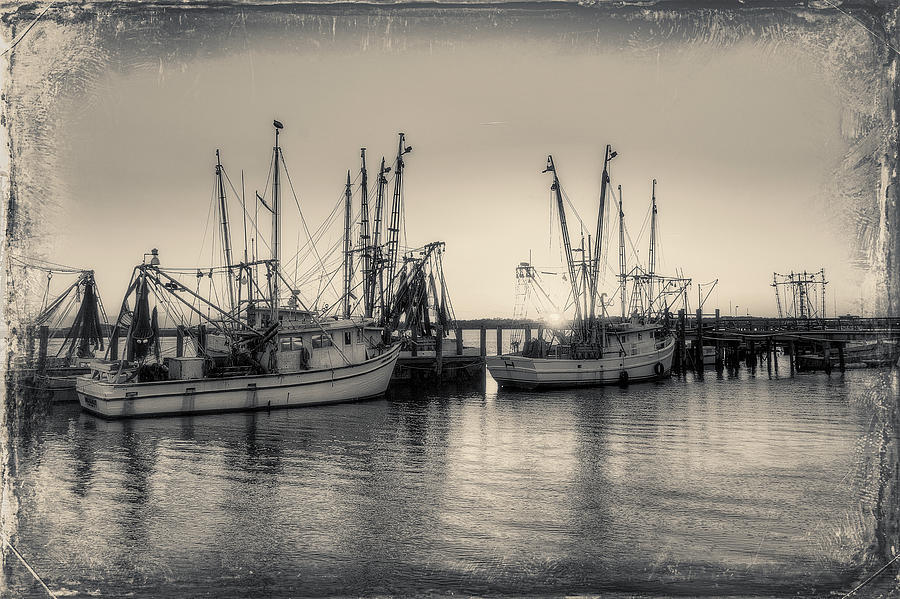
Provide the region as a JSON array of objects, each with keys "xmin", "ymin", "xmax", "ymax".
[
  {"xmin": 77, "ymin": 337, "xmax": 400, "ymax": 419},
  {"xmin": 487, "ymin": 324, "xmax": 674, "ymax": 389},
  {"xmin": 488, "ymin": 148, "xmax": 678, "ymax": 390},
  {"xmin": 77, "ymin": 121, "xmax": 401, "ymax": 419}
]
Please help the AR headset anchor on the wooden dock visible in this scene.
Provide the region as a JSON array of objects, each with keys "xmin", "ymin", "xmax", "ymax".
[{"xmin": 672, "ymin": 311, "xmax": 900, "ymax": 374}]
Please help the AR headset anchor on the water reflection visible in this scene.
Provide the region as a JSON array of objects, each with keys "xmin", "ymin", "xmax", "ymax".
[{"xmin": 0, "ymin": 370, "xmax": 897, "ymax": 597}]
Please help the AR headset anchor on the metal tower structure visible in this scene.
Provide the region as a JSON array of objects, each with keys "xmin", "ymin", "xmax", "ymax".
[{"xmin": 772, "ymin": 269, "xmax": 828, "ymax": 319}]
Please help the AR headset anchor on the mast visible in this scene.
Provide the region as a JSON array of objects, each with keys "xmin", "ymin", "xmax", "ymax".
[
  {"xmin": 343, "ymin": 170, "xmax": 353, "ymax": 320},
  {"xmin": 618, "ymin": 184, "xmax": 626, "ymax": 320},
  {"xmin": 589, "ymin": 145, "xmax": 616, "ymax": 331},
  {"xmin": 544, "ymin": 155, "xmax": 583, "ymax": 340},
  {"xmin": 271, "ymin": 119, "xmax": 283, "ymax": 323},
  {"xmin": 385, "ymin": 133, "xmax": 412, "ymax": 309},
  {"xmin": 241, "ymin": 169, "xmax": 252, "ymax": 309},
  {"xmin": 372, "ymin": 158, "xmax": 390, "ymax": 320},
  {"xmin": 359, "ymin": 148, "xmax": 372, "ymax": 318},
  {"xmin": 647, "ymin": 178, "xmax": 657, "ymax": 317},
  {"xmin": 215, "ymin": 150, "xmax": 236, "ymax": 313}
]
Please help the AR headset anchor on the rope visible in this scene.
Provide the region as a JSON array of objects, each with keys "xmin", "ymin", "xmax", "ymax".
[{"xmin": 0, "ymin": 533, "xmax": 59, "ymax": 598}]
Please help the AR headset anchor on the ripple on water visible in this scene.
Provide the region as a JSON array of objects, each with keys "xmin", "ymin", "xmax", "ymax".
[{"xmin": 2, "ymin": 369, "xmax": 889, "ymax": 597}]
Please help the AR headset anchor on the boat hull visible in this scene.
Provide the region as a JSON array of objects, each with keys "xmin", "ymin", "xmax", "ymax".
[
  {"xmin": 486, "ymin": 337, "xmax": 675, "ymax": 390},
  {"xmin": 76, "ymin": 345, "xmax": 401, "ymax": 419}
]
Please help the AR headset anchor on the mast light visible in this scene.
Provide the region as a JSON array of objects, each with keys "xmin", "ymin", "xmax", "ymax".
[{"xmin": 273, "ymin": 120, "xmax": 284, "ymax": 129}]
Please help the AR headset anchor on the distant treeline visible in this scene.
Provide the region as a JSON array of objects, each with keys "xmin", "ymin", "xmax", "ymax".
[{"xmin": 454, "ymin": 318, "xmax": 546, "ymax": 329}]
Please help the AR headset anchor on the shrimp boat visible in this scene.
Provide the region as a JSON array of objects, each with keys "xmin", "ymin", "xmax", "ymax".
[
  {"xmin": 77, "ymin": 121, "xmax": 400, "ymax": 418},
  {"xmin": 487, "ymin": 148, "xmax": 676, "ymax": 389},
  {"xmin": 7, "ymin": 260, "xmax": 109, "ymax": 392}
]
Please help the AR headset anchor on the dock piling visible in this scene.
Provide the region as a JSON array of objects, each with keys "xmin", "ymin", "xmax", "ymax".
[
  {"xmin": 695, "ymin": 309, "xmax": 704, "ymax": 375},
  {"xmin": 36, "ymin": 325, "xmax": 49, "ymax": 377},
  {"xmin": 480, "ymin": 326, "xmax": 486, "ymax": 358},
  {"xmin": 176, "ymin": 326, "xmax": 184, "ymax": 358},
  {"xmin": 436, "ymin": 324, "xmax": 443, "ymax": 376},
  {"xmin": 110, "ymin": 327, "xmax": 119, "ymax": 361},
  {"xmin": 26, "ymin": 324, "xmax": 35, "ymax": 363},
  {"xmin": 496, "ymin": 326, "xmax": 503, "ymax": 356},
  {"xmin": 455, "ymin": 327, "xmax": 463, "ymax": 356}
]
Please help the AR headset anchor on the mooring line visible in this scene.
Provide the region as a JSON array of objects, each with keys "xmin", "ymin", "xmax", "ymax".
[
  {"xmin": 841, "ymin": 552, "xmax": 900, "ymax": 599},
  {"xmin": 0, "ymin": 533, "xmax": 59, "ymax": 599}
]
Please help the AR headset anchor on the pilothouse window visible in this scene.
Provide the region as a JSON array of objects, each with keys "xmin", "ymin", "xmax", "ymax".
[
  {"xmin": 312, "ymin": 334, "xmax": 333, "ymax": 349},
  {"xmin": 344, "ymin": 331, "xmax": 352, "ymax": 345}
]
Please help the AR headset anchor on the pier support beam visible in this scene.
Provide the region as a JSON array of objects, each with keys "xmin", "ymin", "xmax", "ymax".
[
  {"xmin": 838, "ymin": 342, "xmax": 846, "ymax": 372},
  {"xmin": 36, "ymin": 325, "xmax": 49, "ymax": 377},
  {"xmin": 176, "ymin": 326, "xmax": 184, "ymax": 358},
  {"xmin": 714, "ymin": 309, "xmax": 723, "ymax": 372},
  {"xmin": 789, "ymin": 341, "xmax": 796, "ymax": 374},
  {"xmin": 823, "ymin": 342, "xmax": 833, "ymax": 375},
  {"xmin": 110, "ymin": 327, "xmax": 119, "ymax": 361},
  {"xmin": 695, "ymin": 309, "xmax": 704, "ymax": 376},
  {"xmin": 772, "ymin": 341, "xmax": 778, "ymax": 375},
  {"xmin": 25, "ymin": 324, "xmax": 35, "ymax": 363},
  {"xmin": 677, "ymin": 309, "xmax": 686, "ymax": 373},
  {"xmin": 436, "ymin": 324, "xmax": 443, "ymax": 377}
]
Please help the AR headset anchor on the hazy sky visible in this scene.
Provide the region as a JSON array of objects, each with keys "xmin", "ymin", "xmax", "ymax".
[{"xmin": 44, "ymin": 13, "xmax": 858, "ymax": 319}]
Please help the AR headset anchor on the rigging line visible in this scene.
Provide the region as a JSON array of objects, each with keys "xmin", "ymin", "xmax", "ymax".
[
  {"xmin": 196, "ymin": 181, "xmax": 217, "ymax": 268},
  {"xmin": 279, "ymin": 154, "xmax": 342, "ymax": 301},
  {"xmin": 222, "ymin": 167, "xmax": 266, "ymax": 254},
  {"xmin": 9, "ymin": 255, "xmax": 86, "ymax": 274},
  {"xmin": 0, "ymin": 533, "xmax": 60, "ymax": 599},
  {"xmin": 634, "ymin": 201, "xmax": 652, "ymax": 251},
  {"xmin": 281, "ymin": 200, "xmax": 342, "ymax": 275},
  {"xmin": 0, "ymin": 2, "xmax": 54, "ymax": 58},
  {"xmin": 282, "ymin": 191, "xmax": 354, "ymax": 280},
  {"xmin": 558, "ymin": 184, "xmax": 587, "ymax": 229},
  {"xmin": 623, "ymin": 219, "xmax": 642, "ymax": 264}
]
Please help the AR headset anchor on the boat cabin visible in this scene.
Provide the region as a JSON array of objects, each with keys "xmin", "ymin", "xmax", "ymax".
[{"xmin": 275, "ymin": 318, "xmax": 384, "ymax": 372}]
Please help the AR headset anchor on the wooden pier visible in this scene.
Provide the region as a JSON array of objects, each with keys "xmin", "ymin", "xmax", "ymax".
[{"xmin": 671, "ymin": 310, "xmax": 900, "ymax": 374}]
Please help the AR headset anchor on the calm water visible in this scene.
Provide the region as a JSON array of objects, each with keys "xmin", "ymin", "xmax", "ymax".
[{"xmin": 1, "ymin": 367, "xmax": 896, "ymax": 598}]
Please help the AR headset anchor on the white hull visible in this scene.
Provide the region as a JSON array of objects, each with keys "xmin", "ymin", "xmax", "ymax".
[
  {"xmin": 76, "ymin": 344, "xmax": 401, "ymax": 419},
  {"xmin": 486, "ymin": 337, "xmax": 675, "ymax": 389}
]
